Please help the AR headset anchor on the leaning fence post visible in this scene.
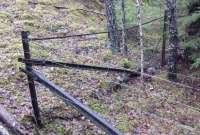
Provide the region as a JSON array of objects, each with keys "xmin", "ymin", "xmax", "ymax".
[{"xmin": 21, "ymin": 31, "xmax": 42, "ymax": 127}]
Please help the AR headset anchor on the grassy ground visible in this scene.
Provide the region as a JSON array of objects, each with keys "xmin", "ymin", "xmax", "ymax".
[{"xmin": 0, "ymin": 0, "xmax": 200, "ymax": 135}]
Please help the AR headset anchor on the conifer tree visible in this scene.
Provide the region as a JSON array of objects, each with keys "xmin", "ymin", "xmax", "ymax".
[
  {"xmin": 181, "ymin": 0, "xmax": 200, "ymax": 68},
  {"xmin": 166, "ymin": 0, "xmax": 179, "ymax": 80},
  {"xmin": 105, "ymin": 0, "xmax": 120, "ymax": 53}
]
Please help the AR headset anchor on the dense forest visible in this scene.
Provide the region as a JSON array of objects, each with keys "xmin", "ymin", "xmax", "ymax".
[{"xmin": 0, "ymin": 0, "xmax": 200, "ymax": 135}]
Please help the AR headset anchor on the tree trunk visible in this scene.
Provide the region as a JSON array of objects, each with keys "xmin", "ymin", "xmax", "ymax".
[
  {"xmin": 0, "ymin": 124, "xmax": 10, "ymax": 135},
  {"xmin": 136, "ymin": 0, "xmax": 144, "ymax": 82},
  {"xmin": 166, "ymin": 0, "xmax": 179, "ymax": 80},
  {"xmin": 120, "ymin": 0, "xmax": 127, "ymax": 55},
  {"xmin": 161, "ymin": 10, "xmax": 168, "ymax": 66},
  {"xmin": 105, "ymin": 0, "xmax": 120, "ymax": 53},
  {"xmin": 0, "ymin": 105, "xmax": 28, "ymax": 135}
]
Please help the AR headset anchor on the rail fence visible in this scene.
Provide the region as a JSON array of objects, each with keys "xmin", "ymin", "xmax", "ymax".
[
  {"xmin": 18, "ymin": 17, "xmax": 164, "ymax": 134},
  {"xmin": 18, "ymin": 14, "xmax": 200, "ymax": 134},
  {"xmin": 19, "ymin": 31, "xmax": 133, "ymax": 134}
]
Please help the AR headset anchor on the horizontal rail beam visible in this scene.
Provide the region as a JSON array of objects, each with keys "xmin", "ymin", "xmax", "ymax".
[
  {"xmin": 20, "ymin": 68, "xmax": 122, "ymax": 135},
  {"xmin": 29, "ymin": 31, "xmax": 108, "ymax": 41},
  {"xmin": 19, "ymin": 58, "xmax": 200, "ymax": 92},
  {"xmin": 18, "ymin": 58, "xmax": 140, "ymax": 76}
]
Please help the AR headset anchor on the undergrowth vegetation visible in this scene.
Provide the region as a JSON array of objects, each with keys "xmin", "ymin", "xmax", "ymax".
[{"xmin": 0, "ymin": 0, "xmax": 200, "ymax": 134}]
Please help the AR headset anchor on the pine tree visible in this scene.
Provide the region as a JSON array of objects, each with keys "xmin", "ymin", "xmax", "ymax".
[
  {"xmin": 105, "ymin": 0, "xmax": 120, "ymax": 53},
  {"xmin": 166, "ymin": 0, "xmax": 179, "ymax": 80},
  {"xmin": 180, "ymin": 0, "xmax": 200, "ymax": 69}
]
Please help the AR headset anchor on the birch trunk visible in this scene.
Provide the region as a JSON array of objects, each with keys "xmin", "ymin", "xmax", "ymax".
[
  {"xmin": 0, "ymin": 105, "xmax": 28, "ymax": 135},
  {"xmin": 161, "ymin": 10, "xmax": 168, "ymax": 66},
  {"xmin": 0, "ymin": 124, "xmax": 9, "ymax": 135},
  {"xmin": 136, "ymin": 0, "xmax": 144, "ymax": 82},
  {"xmin": 120, "ymin": 0, "xmax": 127, "ymax": 55}
]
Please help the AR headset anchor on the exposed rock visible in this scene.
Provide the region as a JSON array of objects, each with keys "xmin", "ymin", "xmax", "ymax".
[{"xmin": 146, "ymin": 67, "xmax": 156, "ymax": 75}]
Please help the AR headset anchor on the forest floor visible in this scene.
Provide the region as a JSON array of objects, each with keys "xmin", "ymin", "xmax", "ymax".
[{"xmin": 1, "ymin": 0, "xmax": 200, "ymax": 135}]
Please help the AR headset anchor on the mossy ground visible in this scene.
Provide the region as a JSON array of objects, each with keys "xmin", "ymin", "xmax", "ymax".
[{"xmin": 0, "ymin": 0, "xmax": 200, "ymax": 135}]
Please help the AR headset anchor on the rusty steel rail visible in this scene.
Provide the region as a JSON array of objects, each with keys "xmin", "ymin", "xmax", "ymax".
[
  {"xmin": 18, "ymin": 58, "xmax": 140, "ymax": 76},
  {"xmin": 20, "ymin": 68, "xmax": 122, "ymax": 135}
]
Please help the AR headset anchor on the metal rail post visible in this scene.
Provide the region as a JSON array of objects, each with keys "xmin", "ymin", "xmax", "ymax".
[{"xmin": 21, "ymin": 31, "xmax": 42, "ymax": 127}]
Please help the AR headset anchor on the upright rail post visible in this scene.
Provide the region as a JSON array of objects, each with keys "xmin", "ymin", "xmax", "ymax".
[{"xmin": 21, "ymin": 31, "xmax": 42, "ymax": 127}]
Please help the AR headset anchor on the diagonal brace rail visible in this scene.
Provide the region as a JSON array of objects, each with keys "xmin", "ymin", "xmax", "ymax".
[
  {"xmin": 18, "ymin": 58, "xmax": 140, "ymax": 76},
  {"xmin": 20, "ymin": 68, "xmax": 122, "ymax": 135}
]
